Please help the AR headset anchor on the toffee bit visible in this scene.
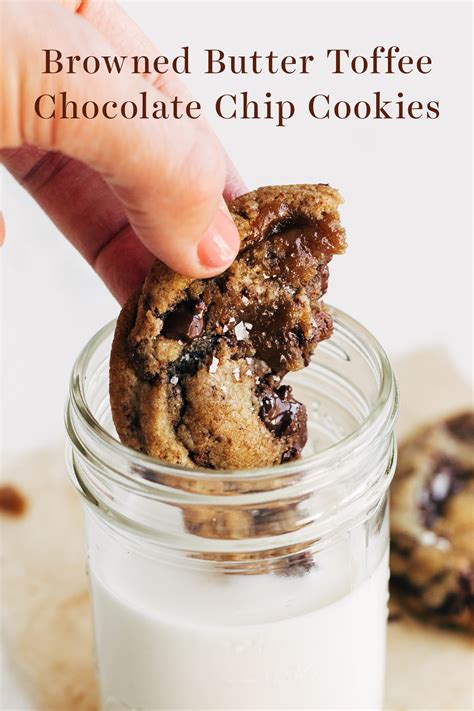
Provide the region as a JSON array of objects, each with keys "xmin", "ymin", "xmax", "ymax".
[{"xmin": 162, "ymin": 300, "xmax": 206, "ymax": 342}]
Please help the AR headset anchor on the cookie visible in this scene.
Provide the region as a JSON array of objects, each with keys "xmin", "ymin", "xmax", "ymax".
[
  {"xmin": 390, "ymin": 411, "xmax": 474, "ymax": 632},
  {"xmin": 110, "ymin": 184, "xmax": 346, "ymax": 470}
]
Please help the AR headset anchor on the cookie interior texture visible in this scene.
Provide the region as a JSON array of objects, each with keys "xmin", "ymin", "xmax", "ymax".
[
  {"xmin": 390, "ymin": 411, "xmax": 474, "ymax": 632},
  {"xmin": 110, "ymin": 184, "xmax": 346, "ymax": 470}
]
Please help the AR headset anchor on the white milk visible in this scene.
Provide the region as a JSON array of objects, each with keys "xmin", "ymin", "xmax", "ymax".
[{"xmin": 89, "ymin": 550, "xmax": 389, "ymax": 710}]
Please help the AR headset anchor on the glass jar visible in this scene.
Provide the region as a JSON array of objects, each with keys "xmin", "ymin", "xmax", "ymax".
[{"xmin": 66, "ymin": 306, "xmax": 398, "ymax": 711}]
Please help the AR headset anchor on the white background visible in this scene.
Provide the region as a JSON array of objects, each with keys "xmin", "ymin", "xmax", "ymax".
[
  {"xmin": 0, "ymin": 2, "xmax": 472, "ymax": 707},
  {"xmin": 2, "ymin": 1, "xmax": 472, "ymax": 458}
]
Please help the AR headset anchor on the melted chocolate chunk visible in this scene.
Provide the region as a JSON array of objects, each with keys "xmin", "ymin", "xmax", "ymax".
[
  {"xmin": 0, "ymin": 484, "xmax": 27, "ymax": 517},
  {"xmin": 260, "ymin": 384, "xmax": 302, "ymax": 436},
  {"xmin": 259, "ymin": 383, "xmax": 308, "ymax": 461},
  {"xmin": 243, "ymin": 304, "xmax": 332, "ymax": 375},
  {"xmin": 281, "ymin": 448, "xmax": 298, "ymax": 463},
  {"xmin": 216, "ymin": 218, "xmax": 340, "ymax": 375},
  {"xmin": 446, "ymin": 412, "xmax": 474, "ymax": 443},
  {"xmin": 170, "ymin": 337, "xmax": 219, "ymax": 378},
  {"xmin": 250, "ymin": 304, "xmax": 301, "ymax": 373},
  {"xmin": 418, "ymin": 456, "xmax": 470, "ymax": 527},
  {"xmin": 436, "ymin": 569, "xmax": 474, "ymax": 616},
  {"xmin": 162, "ymin": 300, "xmax": 206, "ymax": 341},
  {"xmin": 282, "ymin": 220, "xmax": 340, "ymax": 279}
]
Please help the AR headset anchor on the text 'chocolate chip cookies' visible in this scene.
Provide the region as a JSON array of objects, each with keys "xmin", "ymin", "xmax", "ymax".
[{"xmin": 110, "ymin": 185, "xmax": 346, "ymax": 470}]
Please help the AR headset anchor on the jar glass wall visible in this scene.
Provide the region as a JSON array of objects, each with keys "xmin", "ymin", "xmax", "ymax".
[{"xmin": 66, "ymin": 307, "xmax": 398, "ymax": 711}]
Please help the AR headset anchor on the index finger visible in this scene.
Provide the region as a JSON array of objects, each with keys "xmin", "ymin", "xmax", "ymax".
[{"xmin": 66, "ymin": 0, "xmax": 246, "ymax": 199}]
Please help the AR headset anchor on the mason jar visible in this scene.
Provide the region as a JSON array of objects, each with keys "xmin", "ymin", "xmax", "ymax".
[{"xmin": 66, "ymin": 306, "xmax": 398, "ymax": 711}]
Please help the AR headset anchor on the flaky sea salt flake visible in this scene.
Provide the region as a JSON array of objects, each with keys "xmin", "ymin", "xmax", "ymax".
[
  {"xmin": 235, "ymin": 321, "xmax": 249, "ymax": 341},
  {"xmin": 209, "ymin": 356, "xmax": 219, "ymax": 374},
  {"xmin": 420, "ymin": 531, "xmax": 437, "ymax": 547}
]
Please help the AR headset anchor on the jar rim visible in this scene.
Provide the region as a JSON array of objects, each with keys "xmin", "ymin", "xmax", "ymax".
[{"xmin": 66, "ymin": 306, "xmax": 398, "ymax": 489}]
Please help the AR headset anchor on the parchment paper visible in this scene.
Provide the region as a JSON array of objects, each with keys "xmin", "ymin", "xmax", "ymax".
[{"xmin": 1, "ymin": 349, "xmax": 473, "ymax": 710}]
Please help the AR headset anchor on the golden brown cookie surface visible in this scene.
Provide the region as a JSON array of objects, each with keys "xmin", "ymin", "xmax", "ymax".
[{"xmin": 109, "ymin": 184, "xmax": 346, "ymax": 470}]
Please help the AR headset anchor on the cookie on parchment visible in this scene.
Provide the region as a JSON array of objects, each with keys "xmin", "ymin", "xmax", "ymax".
[{"xmin": 390, "ymin": 411, "xmax": 474, "ymax": 632}]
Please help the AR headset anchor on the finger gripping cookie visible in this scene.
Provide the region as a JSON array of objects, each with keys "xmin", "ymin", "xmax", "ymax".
[
  {"xmin": 110, "ymin": 184, "xmax": 346, "ymax": 470},
  {"xmin": 390, "ymin": 411, "xmax": 474, "ymax": 632}
]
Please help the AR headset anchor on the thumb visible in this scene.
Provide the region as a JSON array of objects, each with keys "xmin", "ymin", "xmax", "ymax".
[{"xmin": 1, "ymin": 2, "xmax": 240, "ymax": 277}]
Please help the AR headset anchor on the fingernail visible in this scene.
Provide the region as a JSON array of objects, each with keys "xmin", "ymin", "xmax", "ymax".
[{"xmin": 197, "ymin": 209, "xmax": 240, "ymax": 268}]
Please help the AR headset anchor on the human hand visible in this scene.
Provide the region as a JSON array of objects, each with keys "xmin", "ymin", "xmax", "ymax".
[{"xmin": 1, "ymin": 0, "xmax": 244, "ymax": 303}]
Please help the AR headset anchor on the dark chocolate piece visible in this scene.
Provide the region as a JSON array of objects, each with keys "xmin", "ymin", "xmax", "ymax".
[
  {"xmin": 446, "ymin": 412, "xmax": 474, "ymax": 443},
  {"xmin": 436, "ymin": 569, "xmax": 474, "ymax": 616},
  {"xmin": 259, "ymin": 382, "xmax": 308, "ymax": 461},
  {"xmin": 162, "ymin": 300, "xmax": 206, "ymax": 341},
  {"xmin": 418, "ymin": 456, "xmax": 470, "ymax": 527},
  {"xmin": 260, "ymin": 384, "xmax": 302, "ymax": 436}
]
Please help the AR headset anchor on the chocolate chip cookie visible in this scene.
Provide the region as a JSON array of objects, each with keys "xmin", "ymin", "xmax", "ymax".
[
  {"xmin": 390, "ymin": 411, "xmax": 474, "ymax": 631},
  {"xmin": 110, "ymin": 184, "xmax": 346, "ymax": 470}
]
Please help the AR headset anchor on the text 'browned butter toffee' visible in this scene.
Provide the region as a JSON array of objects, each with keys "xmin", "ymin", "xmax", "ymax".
[{"xmin": 110, "ymin": 184, "xmax": 346, "ymax": 471}]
